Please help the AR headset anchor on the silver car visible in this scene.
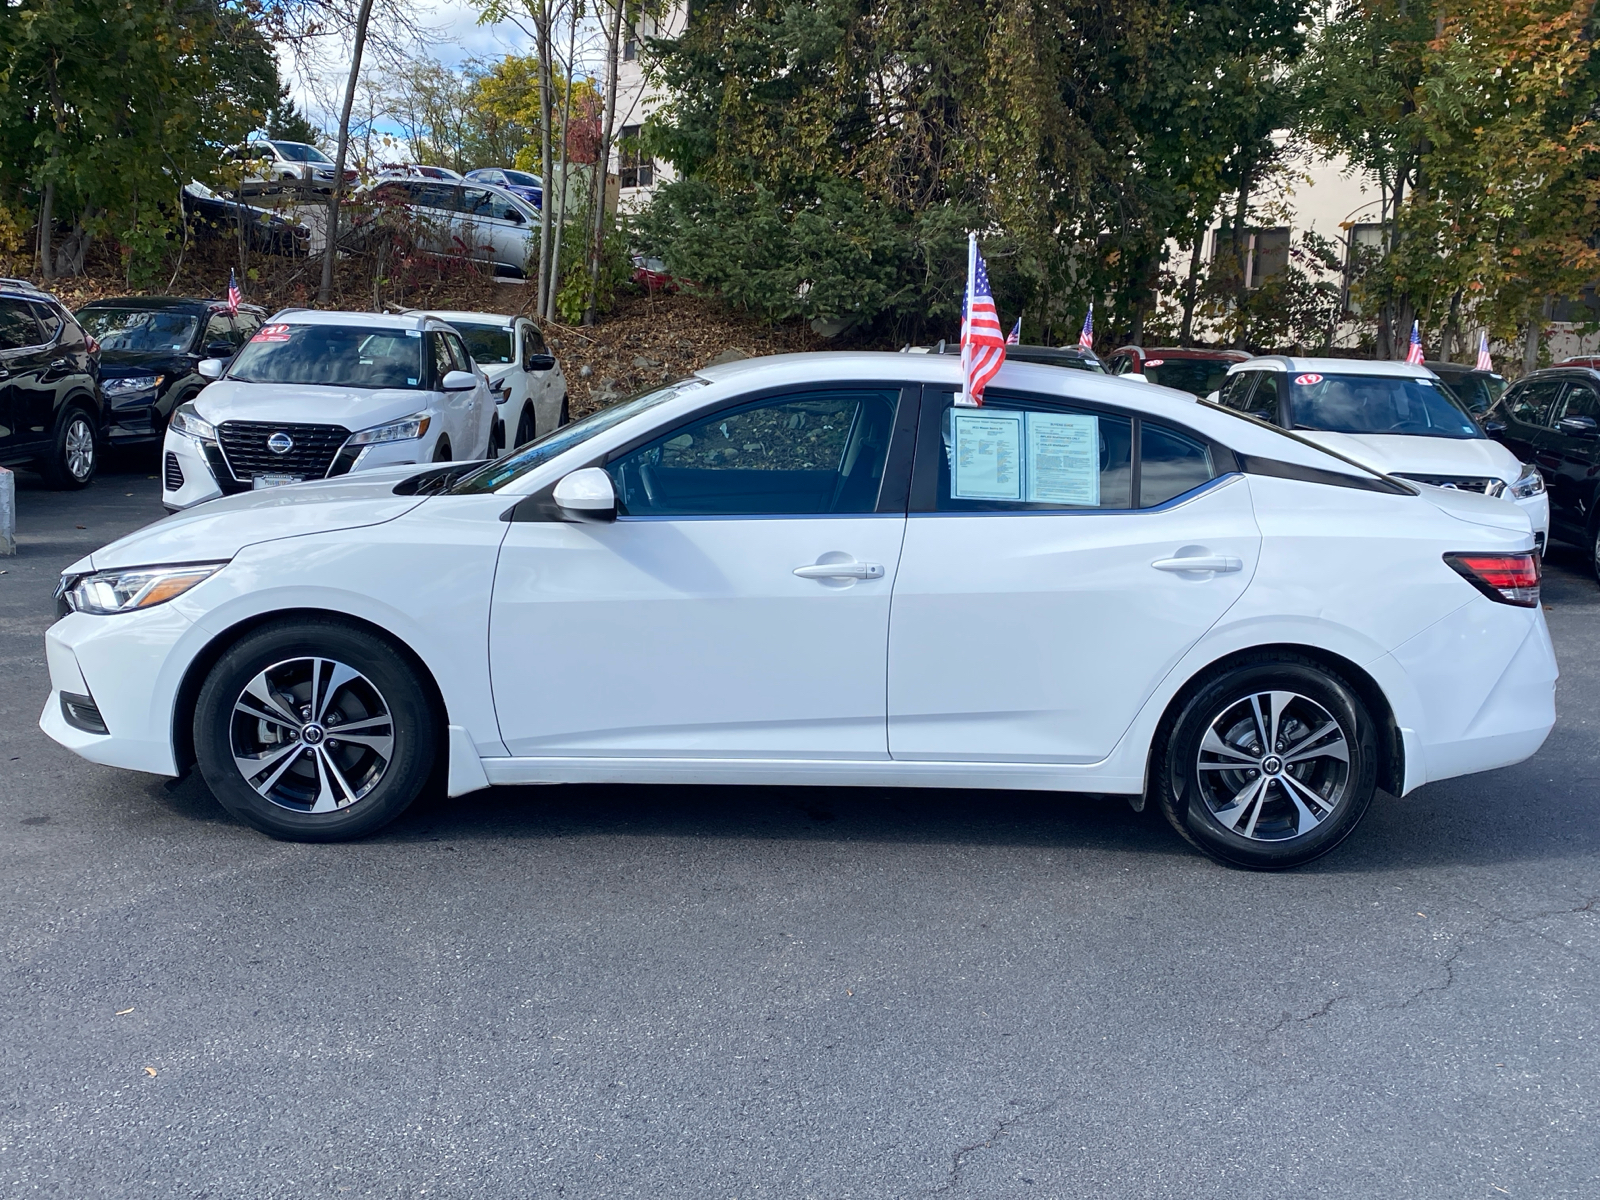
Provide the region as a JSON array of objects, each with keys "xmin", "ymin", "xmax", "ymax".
[{"xmin": 357, "ymin": 178, "xmax": 540, "ymax": 279}]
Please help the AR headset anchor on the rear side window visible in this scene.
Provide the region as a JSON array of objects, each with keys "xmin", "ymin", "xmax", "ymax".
[
  {"xmin": 1141, "ymin": 424, "xmax": 1215, "ymax": 507},
  {"xmin": 932, "ymin": 394, "xmax": 1133, "ymax": 510},
  {"xmin": 607, "ymin": 388, "xmax": 902, "ymax": 516},
  {"xmin": 0, "ymin": 298, "xmax": 42, "ymax": 350},
  {"xmin": 27, "ymin": 301, "xmax": 62, "ymax": 341}
]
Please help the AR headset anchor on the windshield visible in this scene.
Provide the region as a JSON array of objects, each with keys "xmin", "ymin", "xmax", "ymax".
[
  {"xmin": 503, "ymin": 169, "xmax": 542, "ymax": 187},
  {"xmin": 1145, "ymin": 358, "xmax": 1235, "ymax": 398},
  {"xmin": 448, "ymin": 322, "xmax": 514, "ymax": 364},
  {"xmin": 451, "ymin": 379, "xmax": 709, "ymax": 494},
  {"xmin": 273, "ymin": 142, "xmax": 332, "ymax": 164},
  {"xmin": 77, "ymin": 308, "xmax": 200, "ymax": 353},
  {"xmin": 1438, "ymin": 373, "xmax": 1506, "ymax": 416},
  {"xmin": 1291, "ymin": 372, "xmax": 1483, "ymax": 439},
  {"xmin": 228, "ymin": 324, "xmax": 426, "ymax": 389}
]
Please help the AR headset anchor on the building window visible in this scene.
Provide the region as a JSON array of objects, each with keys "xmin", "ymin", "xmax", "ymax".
[
  {"xmin": 619, "ymin": 125, "xmax": 653, "ymax": 189},
  {"xmin": 623, "ymin": 27, "xmax": 638, "ymax": 60},
  {"xmin": 1211, "ymin": 226, "xmax": 1291, "ymax": 289},
  {"xmin": 1343, "ymin": 223, "xmax": 1385, "ymax": 314}
]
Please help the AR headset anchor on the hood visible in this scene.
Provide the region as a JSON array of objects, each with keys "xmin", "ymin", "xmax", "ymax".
[
  {"xmin": 86, "ymin": 466, "xmax": 433, "ymax": 571},
  {"xmin": 99, "ymin": 350, "xmax": 197, "ymax": 375},
  {"xmin": 1295, "ymin": 431, "xmax": 1521, "ymax": 483},
  {"xmin": 193, "ymin": 381, "xmax": 432, "ymax": 432},
  {"xmin": 481, "ymin": 362, "xmax": 516, "ymax": 386}
]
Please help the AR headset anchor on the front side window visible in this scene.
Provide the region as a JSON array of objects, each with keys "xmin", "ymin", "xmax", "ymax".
[
  {"xmin": 607, "ymin": 389, "xmax": 900, "ymax": 516},
  {"xmin": 520, "ymin": 323, "xmax": 547, "ymax": 360},
  {"xmin": 449, "ymin": 322, "xmax": 514, "ymax": 364},
  {"xmin": 271, "ymin": 141, "xmax": 332, "ymax": 164},
  {"xmin": 1555, "ymin": 382, "xmax": 1600, "ymax": 423},
  {"xmin": 503, "ymin": 169, "xmax": 542, "ymax": 188},
  {"xmin": 1216, "ymin": 371, "xmax": 1255, "ymax": 409},
  {"xmin": 444, "ymin": 332, "xmax": 474, "ymax": 374},
  {"xmin": 203, "ymin": 312, "xmax": 234, "ymax": 351},
  {"xmin": 76, "ymin": 307, "xmax": 199, "ymax": 353},
  {"xmin": 1247, "ymin": 373, "xmax": 1284, "ymax": 424},
  {"xmin": 1504, "ymin": 379, "xmax": 1561, "ymax": 426},
  {"xmin": 1290, "ymin": 372, "xmax": 1481, "ymax": 439},
  {"xmin": 229, "ymin": 324, "xmax": 426, "ymax": 389}
]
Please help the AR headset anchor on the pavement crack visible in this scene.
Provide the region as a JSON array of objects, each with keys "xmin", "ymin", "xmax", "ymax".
[{"xmin": 917, "ymin": 1101, "xmax": 1055, "ymax": 1198}]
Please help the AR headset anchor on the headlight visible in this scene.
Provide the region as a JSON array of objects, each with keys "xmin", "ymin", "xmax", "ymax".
[
  {"xmin": 103, "ymin": 374, "xmax": 164, "ymax": 396},
  {"xmin": 347, "ymin": 413, "xmax": 431, "ymax": 446},
  {"xmin": 60, "ymin": 562, "xmax": 227, "ymax": 615},
  {"xmin": 1510, "ymin": 462, "xmax": 1545, "ymax": 499},
  {"xmin": 169, "ymin": 402, "xmax": 217, "ymax": 443}
]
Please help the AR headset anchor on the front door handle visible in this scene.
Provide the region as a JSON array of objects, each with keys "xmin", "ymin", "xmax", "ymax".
[
  {"xmin": 794, "ymin": 561, "xmax": 884, "ymax": 580},
  {"xmin": 1151, "ymin": 554, "xmax": 1242, "ymax": 573}
]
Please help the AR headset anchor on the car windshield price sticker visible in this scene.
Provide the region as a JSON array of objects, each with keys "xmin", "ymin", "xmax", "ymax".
[
  {"xmin": 951, "ymin": 411, "xmax": 1022, "ymax": 500},
  {"xmin": 1025, "ymin": 411, "xmax": 1100, "ymax": 505},
  {"xmin": 1294, "ymin": 373, "xmax": 1323, "ymax": 386},
  {"xmin": 252, "ymin": 323, "xmax": 292, "ymax": 343}
]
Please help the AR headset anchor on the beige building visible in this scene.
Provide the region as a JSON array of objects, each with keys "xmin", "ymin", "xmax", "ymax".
[{"xmin": 610, "ymin": 3, "xmax": 688, "ymax": 212}]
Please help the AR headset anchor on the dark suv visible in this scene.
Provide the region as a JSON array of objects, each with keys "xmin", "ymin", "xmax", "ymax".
[
  {"xmin": 0, "ymin": 279, "xmax": 105, "ymax": 487},
  {"xmin": 1487, "ymin": 366, "xmax": 1600, "ymax": 574},
  {"xmin": 74, "ymin": 297, "xmax": 267, "ymax": 447}
]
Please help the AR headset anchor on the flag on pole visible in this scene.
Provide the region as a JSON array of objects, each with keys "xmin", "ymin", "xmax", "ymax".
[
  {"xmin": 227, "ymin": 269, "xmax": 242, "ymax": 315},
  {"xmin": 1006, "ymin": 319, "xmax": 1021, "ymax": 346},
  {"xmin": 1405, "ymin": 320, "xmax": 1425, "ymax": 365},
  {"xmin": 1078, "ymin": 304, "xmax": 1094, "ymax": 350},
  {"xmin": 1476, "ymin": 330, "xmax": 1493, "ymax": 372},
  {"xmin": 958, "ymin": 233, "xmax": 1006, "ymax": 407}
]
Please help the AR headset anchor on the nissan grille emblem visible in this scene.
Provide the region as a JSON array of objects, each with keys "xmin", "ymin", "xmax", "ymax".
[{"xmin": 266, "ymin": 432, "xmax": 294, "ymax": 455}]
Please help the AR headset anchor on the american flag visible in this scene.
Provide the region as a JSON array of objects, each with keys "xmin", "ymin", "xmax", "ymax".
[
  {"xmin": 1078, "ymin": 304, "xmax": 1094, "ymax": 349},
  {"xmin": 1405, "ymin": 320, "xmax": 1425, "ymax": 365},
  {"xmin": 1476, "ymin": 331, "xmax": 1493, "ymax": 372},
  {"xmin": 959, "ymin": 233, "xmax": 1006, "ymax": 406},
  {"xmin": 227, "ymin": 269, "xmax": 242, "ymax": 315},
  {"xmin": 1006, "ymin": 319, "xmax": 1021, "ymax": 345}
]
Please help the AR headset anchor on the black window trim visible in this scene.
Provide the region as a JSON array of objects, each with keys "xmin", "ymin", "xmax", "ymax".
[{"xmin": 507, "ymin": 379, "xmax": 923, "ymax": 522}]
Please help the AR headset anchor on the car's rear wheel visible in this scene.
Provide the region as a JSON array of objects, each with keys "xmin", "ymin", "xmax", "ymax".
[
  {"xmin": 193, "ymin": 619, "xmax": 436, "ymax": 841},
  {"xmin": 515, "ymin": 405, "xmax": 536, "ymax": 447},
  {"xmin": 40, "ymin": 406, "xmax": 97, "ymax": 489},
  {"xmin": 1156, "ymin": 657, "xmax": 1377, "ymax": 870}
]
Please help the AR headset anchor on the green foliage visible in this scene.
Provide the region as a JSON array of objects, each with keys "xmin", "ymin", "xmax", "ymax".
[
  {"xmin": 265, "ymin": 85, "xmax": 322, "ymax": 145},
  {"xmin": 556, "ymin": 216, "xmax": 631, "ymax": 324}
]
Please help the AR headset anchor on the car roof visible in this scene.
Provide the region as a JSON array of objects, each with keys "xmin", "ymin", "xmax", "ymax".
[
  {"xmin": 1421, "ymin": 359, "xmax": 1502, "ymax": 380},
  {"xmin": 266, "ymin": 308, "xmax": 446, "ymax": 333},
  {"xmin": 1115, "ymin": 345, "xmax": 1250, "ymax": 361},
  {"xmin": 1518, "ymin": 365, "xmax": 1600, "ymax": 383},
  {"xmin": 1226, "ymin": 355, "xmax": 1437, "ymax": 379},
  {"xmin": 78, "ymin": 295, "xmax": 268, "ymax": 315},
  {"xmin": 403, "ymin": 309, "xmax": 518, "ymax": 327}
]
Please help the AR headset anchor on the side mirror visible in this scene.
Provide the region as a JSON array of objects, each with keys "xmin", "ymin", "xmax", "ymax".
[
  {"xmin": 204, "ymin": 341, "xmax": 235, "ymax": 359},
  {"xmin": 551, "ymin": 467, "xmax": 616, "ymax": 521},
  {"xmin": 526, "ymin": 353, "xmax": 556, "ymax": 372},
  {"xmin": 1483, "ymin": 419, "xmax": 1507, "ymax": 436},
  {"xmin": 197, "ymin": 358, "xmax": 226, "ymax": 380},
  {"xmin": 442, "ymin": 369, "xmax": 477, "ymax": 391},
  {"xmin": 1559, "ymin": 415, "xmax": 1598, "ymax": 438},
  {"xmin": 505, "ymin": 209, "xmax": 525, "ymax": 224}
]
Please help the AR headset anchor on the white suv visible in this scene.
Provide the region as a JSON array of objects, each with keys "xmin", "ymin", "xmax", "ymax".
[
  {"xmin": 407, "ymin": 310, "xmax": 568, "ymax": 453},
  {"xmin": 234, "ymin": 140, "xmax": 343, "ymax": 192},
  {"xmin": 161, "ymin": 310, "xmax": 494, "ymax": 511},
  {"xmin": 1213, "ymin": 357, "xmax": 1551, "ymax": 549}
]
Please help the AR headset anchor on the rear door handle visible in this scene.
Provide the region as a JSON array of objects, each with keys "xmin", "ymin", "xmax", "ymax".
[
  {"xmin": 1151, "ymin": 555, "xmax": 1242, "ymax": 573},
  {"xmin": 794, "ymin": 561, "xmax": 884, "ymax": 580}
]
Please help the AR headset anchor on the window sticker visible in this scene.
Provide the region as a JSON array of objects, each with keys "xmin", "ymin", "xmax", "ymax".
[
  {"xmin": 406, "ymin": 329, "xmax": 422, "ymax": 338},
  {"xmin": 1144, "ymin": 358, "xmax": 1164, "ymax": 368},
  {"xmin": 951, "ymin": 411, "xmax": 1023, "ymax": 500},
  {"xmin": 1025, "ymin": 411, "xmax": 1100, "ymax": 505},
  {"xmin": 251, "ymin": 323, "xmax": 292, "ymax": 343},
  {"xmin": 1294, "ymin": 373, "xmax": 1323, "ymax": 386}
]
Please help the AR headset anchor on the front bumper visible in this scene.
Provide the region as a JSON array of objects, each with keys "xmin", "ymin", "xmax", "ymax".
[
  {"xmin": 160, "ymin": 427, "xmax": 430, "ymax": 511},
  {"xmin": 1514, "ymin": 489, "xmax": 1550, "ymax": 548}
]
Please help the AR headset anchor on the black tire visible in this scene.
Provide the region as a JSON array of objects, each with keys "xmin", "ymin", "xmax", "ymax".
[
  {"xmin": 558, "ymin": 395, "xmax": 569, "ymax": 427},
  {"xmin": 193, "ymin": 618, "xmax": 437, "ymax": 842},
  {"xmin": 1156, "ymin": 656, "xmax": 1378, "ymax": 870},
  {"xmin": 431, "ymin": 436, "xmax": 452, "ymax": 462},
  {"xmin": 514, "ymin": 405, "xmax": 536, "ymax": 447},
  {"xmin": 487, "ymin": 418, "xmax": 505, "ymax": 459},
  {"xmin": 1590, "ymin": 520, "xmax": 1600, "ymax": 588},
  {"xmin": 39, "ymin": 405, "xmax": 98, "ymax": 489}
]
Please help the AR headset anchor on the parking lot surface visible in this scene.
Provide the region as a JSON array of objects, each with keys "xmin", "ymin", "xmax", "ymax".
[{"xmin": 2, "ymin": 458, "xmax": 1596, "ymax": 1199}]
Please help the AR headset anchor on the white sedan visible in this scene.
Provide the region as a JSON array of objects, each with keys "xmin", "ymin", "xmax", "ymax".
[{"xmin": 44, "ymin": 354, "xmax": 1555, "ymax": 869}]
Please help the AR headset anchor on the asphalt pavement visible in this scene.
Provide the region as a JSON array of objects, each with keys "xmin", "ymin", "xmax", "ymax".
[{"xmin": 2, "ymin": 455, "xmax": 1596, "ymax": 1199}]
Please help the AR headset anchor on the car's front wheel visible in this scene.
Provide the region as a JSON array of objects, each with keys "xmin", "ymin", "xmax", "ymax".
[
  {"xmin": 40, "ymin": 406, "xmax": 97, "ymax": 489},
  {"xmin": 193, "ymin": 619, "xmax": 437, "ymax": 841},
  {"xmin": 1156, "ymin": 657, "xmax": 1378, "ymax": 870},
  {"xmin": 515, "ymin": 405, "xmax": 536, "ymax": 447}
]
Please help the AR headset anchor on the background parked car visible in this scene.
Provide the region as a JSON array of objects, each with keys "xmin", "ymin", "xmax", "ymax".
[
  {"xmin": 1215, "ymin": 356, "xmax": 1549, "ymax": 549},
  {"xmin": 915, "ymin": 342, "xmax": 1107, "ymax": 372},
  {"xmin": 0, "ymin": 279, "xmax": 104, "ymax": 487},
  {"xmin": 1107, "ymin": 346, "xmax": 1250, "ymax": 396},
  {"xmin": 231, "ymin": 140, "xmax": 351, "ymax": 193},
  {"xmin": 1425, "ymin": 360, "xmax": 1506, "ymax": 416},
  {"xmin": 1485, "ymin": 365, "xmax": 1600, "ymax": 578},
  {"xmin": 75, "ymin": 297, "xmax": 267, "ymax": 447},
  {"xmin": 181, "ymin": 183, "xmax": 310, "ymax": 257},
  {"xmin": 463, "ymin": 168, "xmax": 543, "ymax": 209},
  {"xmin": 353, "ymin": 178, "xmax": 541, "ymax": 278},
  {"xmin": 160, "ymin": 310, "xmax": 494, "ymax": 510},
  {"xmin": 406, "ymin": 309, "xmax": 567, "ymax": 452},
  {"xmin": 375, "ymin": 164, "xmax": 464, "ymax": 182}
]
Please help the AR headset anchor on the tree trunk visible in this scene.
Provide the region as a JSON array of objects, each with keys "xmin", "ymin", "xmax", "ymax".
[
  {"xmin": 544, "ymin": 6, "xmax": 580, "ymax": 323},
  {"xmin": 585, "ymin": 0, "xmax": 626, "ymax": 326},
  {"xmin": 38, "ymin": 179, "xmax": 56, "ymax": 280},
  {"xmin": 1178, "ymin": 231, "xmax": 1205, "ymax": 347},
  {"xmin": 536, "ymin": 1, "xmax": 555, "ymax": 315},
  {"xmin": 1524, "ymin": 296, "xmax": 1553, "ymax": 375},
  {"xmin": 319, "ymin": 0, "xmax": 377, "ymax": 306}
]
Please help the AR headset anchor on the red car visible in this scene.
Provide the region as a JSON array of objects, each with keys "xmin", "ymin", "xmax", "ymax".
[
  {"xmin": 1555, "ymin": 355, "xmax": 1600, "ymax": 370},
  {"xmin": 1105, "ymin": 345, "xmax": 1250, "ymax": 398}
]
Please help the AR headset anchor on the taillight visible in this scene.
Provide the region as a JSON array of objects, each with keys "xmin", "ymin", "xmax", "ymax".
[{"xmin": 1444, "ymin": 552, "xmax": 1541, "ymax": 607}]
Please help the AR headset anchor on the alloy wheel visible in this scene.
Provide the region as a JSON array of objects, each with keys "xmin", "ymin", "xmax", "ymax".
[
  {"xmin": 228, "ymin": 656, "xmax": 395, "ymax": 814},
  {"xmin": 64, "ymin": 415, "xmax": 95, "ymax": 482},
  {"xmin": 1194, "ymin": 689, "xmax": 1350, "ymax": 842}
]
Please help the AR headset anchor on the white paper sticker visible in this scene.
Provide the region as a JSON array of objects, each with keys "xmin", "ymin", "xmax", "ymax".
[
  {"xmin": 951, "ymin": 411, "xmax": 1022, "ymax": 500},
  {"xmin": 1025, "ymin": 412, "xmax": 1100, "ymax": 505}
]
